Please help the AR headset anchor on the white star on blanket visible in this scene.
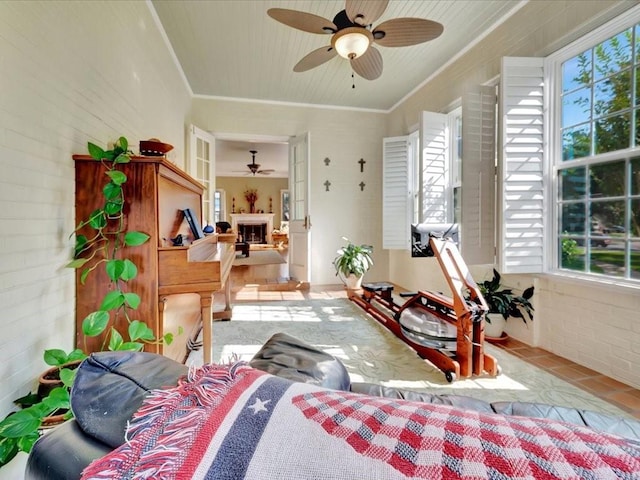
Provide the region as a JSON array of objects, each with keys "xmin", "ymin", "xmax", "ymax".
[{"xmin": 247, "ymin": 397, "xmax": 270, "ymax": 414}]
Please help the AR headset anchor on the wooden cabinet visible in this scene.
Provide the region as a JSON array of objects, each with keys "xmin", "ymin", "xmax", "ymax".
[{"xmin": 73, "ymin": 155, "xmax": 233, "ymax": 362}]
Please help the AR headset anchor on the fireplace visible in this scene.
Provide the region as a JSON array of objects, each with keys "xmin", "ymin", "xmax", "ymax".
[
  {"xmin": 238, "ymin": 223, "xmax": 267, "ymax": 244},
  {"xmin": 230, "ymin": 213, "xmax": 274, "ymax": 244}
]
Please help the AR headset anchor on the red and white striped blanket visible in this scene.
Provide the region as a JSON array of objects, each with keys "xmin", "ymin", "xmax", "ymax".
[{"xmin": 81, "ymin": 362, "xmax": 640, "ymax": 479}]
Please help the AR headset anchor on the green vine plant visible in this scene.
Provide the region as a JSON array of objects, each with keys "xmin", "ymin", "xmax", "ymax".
[
  {"xmin": 68, "ymin": 136, "xmax": 177, "ymax": 352},
  {"xmin": 0, "ymin": 137, "xmax": 180, "ymax": 467}
]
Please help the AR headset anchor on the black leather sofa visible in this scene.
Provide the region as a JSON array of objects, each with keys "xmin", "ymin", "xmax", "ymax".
[{"xmin": 26, "ymin": 332, "xmax": 640, "ymax": 479}]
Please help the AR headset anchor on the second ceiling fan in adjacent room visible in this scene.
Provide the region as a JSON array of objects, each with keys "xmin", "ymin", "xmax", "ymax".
[{"xmin": 236, "ymin": 150, "xmax": 275, "ymax": 176}]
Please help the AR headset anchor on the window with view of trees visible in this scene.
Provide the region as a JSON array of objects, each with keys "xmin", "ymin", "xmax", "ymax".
[{"xmin": 557, "ymin": 22, "xmax": 640, "ymax": 280}]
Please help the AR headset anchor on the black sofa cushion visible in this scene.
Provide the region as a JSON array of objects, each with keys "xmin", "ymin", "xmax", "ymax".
[
  {"xmin": 71, "ymin": 351, "xmax": 187, "ymax": 448},
  {"xmin": 350, "ymin": 382, "xmax": 496, "ymax": 412},
  {"xmin": 249, "ymin": 332, "xmax": 351, "ymax": 391},
  {"xmin": 25, "ymin": 420, "xmax": 111, "ymax": 480}
]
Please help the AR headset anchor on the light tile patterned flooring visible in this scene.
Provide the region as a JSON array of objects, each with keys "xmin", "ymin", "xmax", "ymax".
[{"xmin": 224, "ymin": 272, "xmax": 640, "ymax": 420}]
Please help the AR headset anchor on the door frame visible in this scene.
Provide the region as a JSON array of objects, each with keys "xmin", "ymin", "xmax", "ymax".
[{"xmin": 211, "ymin": 131, "xmax": 309, "ymax": 281}]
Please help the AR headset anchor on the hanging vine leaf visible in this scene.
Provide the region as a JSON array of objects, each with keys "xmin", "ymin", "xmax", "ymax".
[
  {"xmin": 106, "ymin": 170, "xmax": 127, "ymax": 186},
  {"xmin": 124, "ymin": 231, "xmax": 150, "ymax": 247},
  {"xmin": 104, "ymin": 200, "xmax": 123, "ymax": 215},
  {"xmin": 129, "ymin": 320, "xmax": 155, "ymax": 341},
  {"xmin": 108, "ymin": 328, "xmax": 123, "ymax": 351},
  {"xmin": 100, "ymin": 291, "xmax": 125, "ymax": 311},
  {"xmin": 82, "ymin": 311, "xmax": 110, "ymax": 337},
  {"xmin": 88, "ymin": 209, "xmax": 107, "ymax": 229},
  {"xmin": 66, "ymin": 257, "xmax": 88, "ymax": 269},
  {"xmin": 120, "ymin": 259, "xmax": 138, "ymax": 281},
  {"xmin": 87, "ymin": 142, "xmax": 106, "ymax": 160},
  {"xmin": 103, "ymin": 182, "xmax": 122, "ymax": 200},
  {"xmin": 123, "ymin": 292, "xmax": 141, "ymax": 309},
  {"xmin": 118, "ymin": 136, "xmax": 128, "ymax": 152},
  {"xmin": 105, "ymin": 259, "xmax": 125, "ymax": 282},
  {"xmin": 73, "ymin": 235, "xmax": 89, "ymax": 257},
  {"xmin": 114, "ymin": 152, "xmax": 131, "ymax": 164},
  {"xmin": 119, "ymin": 342, "xmax": 144, "ymax": 351}
]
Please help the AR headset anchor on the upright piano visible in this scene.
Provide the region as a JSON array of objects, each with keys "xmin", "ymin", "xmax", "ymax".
[{"xmin": 74, "ymin": 154, "xmax": 233, "ymax": 363}]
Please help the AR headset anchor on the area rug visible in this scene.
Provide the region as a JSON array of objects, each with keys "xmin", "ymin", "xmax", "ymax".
[
  {"xmin": 188, "ymin": 298, "xmax": 630, "ymax": 418},
  {"xmin": 233, "ymin": 249, "xmax": 285, "ymax": 266}
]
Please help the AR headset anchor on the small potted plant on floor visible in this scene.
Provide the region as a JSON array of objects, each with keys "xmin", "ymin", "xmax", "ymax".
[
  {"xmin": 333, "ymin": 237, "xmax": 374, "ymax": 289},
  {"xmin": 478, "ymin": 268, "xmax": 534, "ymax": 339}
]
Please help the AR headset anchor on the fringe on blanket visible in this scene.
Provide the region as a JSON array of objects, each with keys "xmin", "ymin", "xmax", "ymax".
[{"xmin": 80, "ymin": 361, "xmax": 250, "ymax": 480}]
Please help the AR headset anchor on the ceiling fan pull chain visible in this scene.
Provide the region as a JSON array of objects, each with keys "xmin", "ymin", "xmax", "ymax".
[{"xmin": 352, "ymin": 71, "xmax": 355, "ymax": 89}]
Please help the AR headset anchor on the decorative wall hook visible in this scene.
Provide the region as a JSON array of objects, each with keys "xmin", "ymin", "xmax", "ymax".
[
  {"xmin": 358, "ymin": 158, "xmax": 366, "ymax": 172},
  {"xmin": 359, "ymin": 181, "xmax": 365, "ymax": 191},
  {"xmin": 324, "ymin": 157, "xmax": 331, "ymax": 166},
  {"xmin": 324, "ymin": 180, "xmax": 331, "ymax": 192}
]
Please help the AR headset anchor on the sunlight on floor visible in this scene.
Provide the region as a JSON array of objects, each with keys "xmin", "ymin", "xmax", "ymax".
[
  {"xmin": 202, "ymin": 297, "xmax": 629, "ymax": 416},
  {"xmin": 230, "ymin": 305, "xmax": 323, "ymax": 322}
]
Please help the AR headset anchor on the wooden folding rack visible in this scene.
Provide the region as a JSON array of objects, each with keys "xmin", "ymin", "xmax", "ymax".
[{"xmin": 350, "ymin": 237, "xmax": 499, "ymax": 383}]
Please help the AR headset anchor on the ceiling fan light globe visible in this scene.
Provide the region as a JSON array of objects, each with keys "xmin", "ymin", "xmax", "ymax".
[{"xmin": 331, "ymin": 27, "xmax": 372, "ymax": 59}]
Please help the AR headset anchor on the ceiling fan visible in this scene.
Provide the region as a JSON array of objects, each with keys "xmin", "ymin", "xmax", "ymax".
[
  {"xmin": 242, "ymin": 150, "xmax": 274, "ymax": 176},
  {"xmin": 267, "ymin": 0, "xmax": 443, "ymax": 81}
]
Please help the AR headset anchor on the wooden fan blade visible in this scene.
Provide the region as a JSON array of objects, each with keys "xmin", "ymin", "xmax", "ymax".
[
  {"xmin": 258, "ymin": 170, "xmax": 275, "ymax": 175},
  {"xmin": 345, "ymin": 0, "xmax": 388, "ymax": 26},
  {"xmin": 351, "ymin": 46, "xmax": 382, "ymax": 80},
  {"xmin": 267, "ymin": 8, "xmax": 336, "ymax": 34},
  {"xmin": 373, "ymin": 18, "xmax": 444, "ymax": 47},
  {"xmin": 294, "ymin": 46, "xmax": 337, "ymax": 72}
]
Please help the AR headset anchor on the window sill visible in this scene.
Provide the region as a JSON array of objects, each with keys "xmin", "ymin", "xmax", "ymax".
[{"xmin": 543, "ymin": 270, "xmax": 640, "ymax": 293}]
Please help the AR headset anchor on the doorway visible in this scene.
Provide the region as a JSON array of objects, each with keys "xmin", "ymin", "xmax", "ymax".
[{"xmin": 213, "ymin": 133, "xmax": 293, "ymax": 287}]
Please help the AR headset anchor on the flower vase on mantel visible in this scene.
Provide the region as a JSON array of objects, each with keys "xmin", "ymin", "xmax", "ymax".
[{"xmin": 250, "ymin": 203, "xmax": 255, "ymax": 213}]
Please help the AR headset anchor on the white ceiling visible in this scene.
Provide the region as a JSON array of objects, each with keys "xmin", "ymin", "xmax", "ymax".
[{"xmin": 150, "ymin": 0, "xmax": 525, "ymax": 176}]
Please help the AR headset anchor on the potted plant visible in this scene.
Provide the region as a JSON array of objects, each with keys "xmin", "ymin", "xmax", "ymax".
[
  {"xmin": 333, "ymin": 237, "xmax": 374, "ymax": 289},
  {"xmin": 0, "ymin": 137, "xmax": 177, "ymax": 468},
  {"xmin": 478, "ymin": 269, "xmax": 534, "ymax": 339}
]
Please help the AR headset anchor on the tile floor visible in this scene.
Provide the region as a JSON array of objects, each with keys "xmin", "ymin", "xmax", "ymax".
[
  {"xmin": 494, "ymin": 336, "xmax": 640, "ymax": 420},
  {"xmin": 224, "ymin": 276, "xmax": 640, "ymax": 420}
]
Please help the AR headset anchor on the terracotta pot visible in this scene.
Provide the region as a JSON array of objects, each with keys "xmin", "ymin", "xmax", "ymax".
[{"xmin": 37, "ymin": 360, "xmax": 82, "ymax": 399}]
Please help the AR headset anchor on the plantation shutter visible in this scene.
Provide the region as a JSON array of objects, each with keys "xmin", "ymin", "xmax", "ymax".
[
  {"xmin": 499, "ymin": 57, "xmax": 545, "ymax": 273},
  {"xmin": 461, "ymin": 86, "xmax": 497, "ymax": 264},
  {"xmin": 421, "ymin": 112, "xmax": 448, "ymax": 223},
  {"xmin": 382, "ymin": 136, "xmax": 411, "ymax": 250}
]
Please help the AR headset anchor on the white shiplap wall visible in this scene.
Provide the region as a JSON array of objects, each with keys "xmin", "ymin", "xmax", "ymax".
[{"xmin": 0, "ymin": 1, "xmax": 191, "ymax": 416}]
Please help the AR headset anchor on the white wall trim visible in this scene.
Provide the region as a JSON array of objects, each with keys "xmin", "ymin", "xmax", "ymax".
[
  {"xmin": 193, "ymin": 93, "xmax": 387, "ymax": 114},
  {"xmin": 388, "ymin": 0, "xmax": 530, "ymax": 113},
  {"xmin": 145, "ymin": 0, "xmax": 193, "ymax": 96}
]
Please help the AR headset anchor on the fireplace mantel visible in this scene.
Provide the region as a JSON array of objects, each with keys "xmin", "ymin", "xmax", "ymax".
[{"xmin": 230, "ymin": 213, "xmax": 274, "ymax": 244}]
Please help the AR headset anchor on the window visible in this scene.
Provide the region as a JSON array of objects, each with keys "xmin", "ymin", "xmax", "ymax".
[
  {"xmin": 419, "ymin": 108, "xmax": 460, "ymax": 225},
  {"xmin": 188, "ymin": 125, "xmax": 216, "ymax": 227},
  {"xmin": 213, "ymin": 189, "xmax": 225, "ymax": 223},
  {"xmin": 383, "ymin": 90, "xmax": 495, "ymax": 264},
  {"xmin": 450, "ymin": 108, "xmax": 462, "ymax": 224},
  {"xmin": 551, "ymin": 13, "xmax": 640, "ymax": 280}
]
